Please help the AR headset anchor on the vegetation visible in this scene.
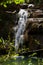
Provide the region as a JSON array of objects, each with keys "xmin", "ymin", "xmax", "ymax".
[
  {"xmin": 0, "ymin": 55, "xmax": 43, "ymax": 65},
  {"xmin": 0, "ymin": 0, "xmax": 43, "ymax": 65},
  {"xmin": 0, "ymin": 0, "xmax": 25, "ymax": 7},
  {"xmin": 0, "ymin": 0, "xmax": 43, "ymax": 7}
]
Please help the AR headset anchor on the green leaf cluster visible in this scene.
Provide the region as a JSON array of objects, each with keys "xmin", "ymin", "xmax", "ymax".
[
  {"xmin": 0, "ymin": 0, "xmax": 13, "ymax": 7},
  {"xmin": 14, "ymin": 0, "xmax": 25, "ymax": 4},
  {"xmin": 0, "ymin": 0, "xmax": 25, "ymax": 7}
]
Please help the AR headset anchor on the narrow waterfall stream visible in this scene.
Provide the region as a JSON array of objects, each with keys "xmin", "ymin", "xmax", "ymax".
[{"xmin": 15, "ymin": 9, "xmax": 28, "ymax": 52}]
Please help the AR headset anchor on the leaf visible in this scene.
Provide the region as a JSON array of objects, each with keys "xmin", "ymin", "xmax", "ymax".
[
  {"xmin": 0, "ymin": 39, "xmax": 2, "ymax": 43},
  {"xmin": 3, "ymin": 4, "xmax": 7, "ymax": 7}
]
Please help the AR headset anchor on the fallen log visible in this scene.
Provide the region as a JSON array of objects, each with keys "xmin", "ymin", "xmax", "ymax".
[{"xmin": 27, "ymin": 18, "xmax": 43, "ymax": 23}]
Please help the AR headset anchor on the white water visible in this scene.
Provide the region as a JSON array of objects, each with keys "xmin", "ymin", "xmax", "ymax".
[{"xmin": 15, "ymin": 9, "xmax": 28, "ymax": 52}]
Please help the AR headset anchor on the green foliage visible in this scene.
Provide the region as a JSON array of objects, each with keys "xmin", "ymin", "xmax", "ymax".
[
  {"xmin": 0, "ymin": 55, "xmax": 43, "ymax": 65},
  {"xmin": 0, "ymin": 0, "xmax": 13, "ymax": 7},
  {"xmin": 0, "ymin": 39, "xmax": 2, "ymax": 43},
  {"xmin": 29, "ymin": 53, "xmax": 37, "ymax": 57},
  {"xmin": 14, "ymin": 0, "xmax": 25, "ymax": 4},
  {"xmin": 0, "ymin": 0, "xmax": 43, "ymax": 7},
  {"xmin": 0, "ymin": 0, "xmax": 25, "ymax": 7}
]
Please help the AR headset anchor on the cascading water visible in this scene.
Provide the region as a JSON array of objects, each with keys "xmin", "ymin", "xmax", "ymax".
[{"xmin": 15, "ymin": 9, "xmax": 28, "ymax": 52}]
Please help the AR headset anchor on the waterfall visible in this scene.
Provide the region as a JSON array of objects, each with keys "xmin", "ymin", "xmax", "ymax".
[{"xmin": 15, "ymin": 9, "xmax": 28, "ymax": 52}]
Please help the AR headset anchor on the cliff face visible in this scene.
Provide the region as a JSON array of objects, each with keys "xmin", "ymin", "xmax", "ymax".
[{"xmin": 23, "ymin": 8, "xmax": 43, "ymax": 51}]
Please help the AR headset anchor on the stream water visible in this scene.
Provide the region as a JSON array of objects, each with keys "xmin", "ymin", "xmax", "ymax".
[{"xmin": 15, "ymin": 9, "xmax": 28, "ymax": 52}]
